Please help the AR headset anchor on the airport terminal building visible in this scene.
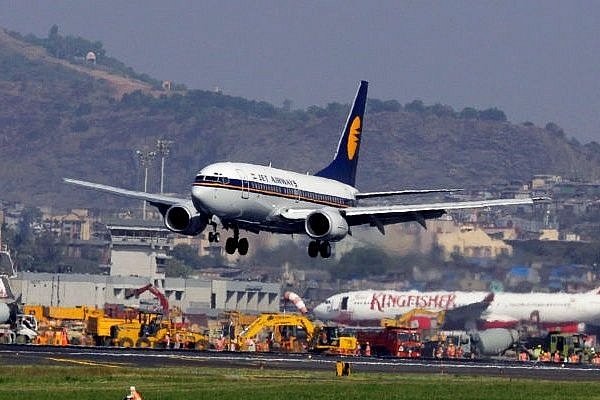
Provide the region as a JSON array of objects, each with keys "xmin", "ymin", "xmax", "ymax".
[{"xmin": 9, "ymin": 219, "xmax": 281, "ymax": 317}]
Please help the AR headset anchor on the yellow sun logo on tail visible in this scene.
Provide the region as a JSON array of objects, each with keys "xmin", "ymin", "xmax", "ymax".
[{"xmin": 346, "ymin": 116, "xmax": 362, "ymax": 160}]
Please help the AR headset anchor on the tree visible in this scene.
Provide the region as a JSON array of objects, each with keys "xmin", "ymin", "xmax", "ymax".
[
  {"xmin": 15, "ymin": 207, "xmax": 42, "ymax": 249},
  {"xmin": 171, "ymin": 244, "xmax": 201, "ymax": 268},
  {"xmin": 405, "ymin": 100, "xmax": 425, "ymax": 113},
  {"xmin": 478, "ymin": 107, "xmax": 507, "ymax": 121},
  {"xmin": 459, "ymin": 107, "xmax": 478, "ymax": 120},
  {"xmin": 164, "ymin": 258, "xmax": 193, "ymax": 278}
]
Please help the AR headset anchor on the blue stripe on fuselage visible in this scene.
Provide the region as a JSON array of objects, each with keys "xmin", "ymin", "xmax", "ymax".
[{"xmin": 193, "ymin": 179, "xmax": 355, "ymax": 208}]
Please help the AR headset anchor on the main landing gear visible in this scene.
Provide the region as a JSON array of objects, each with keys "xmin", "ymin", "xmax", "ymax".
[
  {"xmin": 208, "ymin": 222, "xmax": 249, "ymax": 256},
  {"xmin": 225, "ymin": 228, "xmax": 249, "ymax": 256},
  {"xmin": 308, "ymin": 240, "xmax": 331, "ymax": 258}
]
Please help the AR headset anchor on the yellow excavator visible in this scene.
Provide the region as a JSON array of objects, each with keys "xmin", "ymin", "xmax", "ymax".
[
  {"xmin": 380, "ymin": 308, "xmax": 446, "ymax": 330},
  {"xmin": 112, "ymin": 310, "xmax": 209, "ymax": 350},
  {"xmin": 113, "ymin": 284, "xmax": 209, "ymax": 349},
  {"xmin": 235, "ymin": 313, "xmax": 356, "ymax": 355}
]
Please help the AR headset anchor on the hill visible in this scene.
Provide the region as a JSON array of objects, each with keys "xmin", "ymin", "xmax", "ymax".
[{"xmin": 1, "ymin": 26, "xmax": 600, "ymax": 213}]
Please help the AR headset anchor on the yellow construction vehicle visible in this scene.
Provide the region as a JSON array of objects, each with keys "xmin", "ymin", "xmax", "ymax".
[
  {"xmin": 215, "ymin": 311, "xmax": 259, "ymax": 349},
  {"xmin": 24, "ymin": 305, "xmax": 96, "ymax": 345},
  {"xmin": 236, "ymin": 313, "xmax": 313, "ymax": 352},
  {"xmin": 113, "ymin": 311, "xmax": 209, "ymax": 350},
  {"xmin": 235, "ymin": 313, "xmax": 356, "ymax": 355},
  {"xmin": 85, "ymin": 308, "xmax": 138, "ymax": 346},
  {"xmin": 380, "ymin": 308, "xmax": 445, "ymax": 330},
  {"xmin": 310, "ymin": 325, "xmax": 357, "ymax": 355}
]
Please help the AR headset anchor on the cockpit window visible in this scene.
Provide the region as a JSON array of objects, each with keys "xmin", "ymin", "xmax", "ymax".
[{"xmin": 195, "ymin": 174, "xmax": 220, "ymax": 183}]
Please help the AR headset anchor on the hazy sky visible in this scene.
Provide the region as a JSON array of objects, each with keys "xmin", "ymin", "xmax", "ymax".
[{"xmin": 1, "ymin": 1, "xmax": 599, "ymax": 143}]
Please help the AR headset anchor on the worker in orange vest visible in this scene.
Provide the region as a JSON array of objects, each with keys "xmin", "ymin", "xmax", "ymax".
[
  {"xmin": 61, "ymin": 328, "xmax": 69, "ymax": 346},
  {"xmin": 456, "ymin": 345, "xmax": 464, "ymax": 359},
  {"xmin": 553, "ymin": 350, "xmax": 561, "ymax": 363},
  {"xmin": 447, "ymin": 343, "xmax": 456, "ymax": 358},
  {"xmin": 126, "ymin": 386, "xmax": 143, "ymax": 400},
  {"xmin": 364, "ymin": 342, "xmax": 371, "ymax": 356},
  {"xmin": 53, "ymin": 329, "xmax": 62, "ymax": 346},
  {"xmin": 569, "ymin": 353, "xmax": 580, "ymax": 363},
  {"xmin": 518, "ymin": 350, "xmax": 529, "ymax": 361}
]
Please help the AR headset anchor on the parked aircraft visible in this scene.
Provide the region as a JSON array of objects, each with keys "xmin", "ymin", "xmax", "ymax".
[
  {"xmin": 314, "ymin": 287, "xmax": 600, "ymax": 332},
  {"xmin": 478, "ymin": 288, "xmax": 600, "ymax": 332},
  {"xmin": 65, "ymin": 80, "xmax": 537, "ymax": 258},
  {"xmin": 313, "ymin": 289, "xmax": 493, "ymax": 329}
]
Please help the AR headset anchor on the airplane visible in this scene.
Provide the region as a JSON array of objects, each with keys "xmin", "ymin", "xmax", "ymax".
[
  {"xmin": 313, "ymin": 289, "xmax": 494, "ymax": 329},
  {"xmin": 64, "ymin": 80, "xmax": 539, "ymax": 258},
  {"xmin": 313, "ymin": 287, "xmax": 600, "ymax": 332}
]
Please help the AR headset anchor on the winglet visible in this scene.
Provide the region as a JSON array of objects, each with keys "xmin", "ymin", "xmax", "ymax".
[{"xmin": 315, "ymin": 80, "xmax": 368, "ymax": 187}]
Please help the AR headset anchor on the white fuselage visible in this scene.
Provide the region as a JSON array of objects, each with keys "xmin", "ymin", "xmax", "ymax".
[
  {"xmin": 191, "ymin": 162, "xmax": 357, "ymax": 232},
  {"xmin": 314, "ymin": 289, "xmax": 600, "ymax": 327},
  {"xmin": 313, "ymin": 290, "xmax": 491, "ymax": 322},
  {"xmin": 483, "ymin": 291, "xmax": 600, "ymax": 326}
]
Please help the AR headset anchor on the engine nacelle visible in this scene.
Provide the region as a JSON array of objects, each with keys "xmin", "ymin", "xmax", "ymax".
[
  {"xmin": 164, "ymin": 204, "xmax": 208, "ymax": 236},
  {"xmin": 305, "ymin": 208, "xmax": 349, "ymax": 241},
  {"xmin": 0, "ymin": 302, "xmax": 11, "ymax": 325}
]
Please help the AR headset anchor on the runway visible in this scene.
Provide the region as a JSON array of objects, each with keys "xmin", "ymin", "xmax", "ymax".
[{"xmin": 2, "ymin": 344, "xmax": 600, "ymax": 381}]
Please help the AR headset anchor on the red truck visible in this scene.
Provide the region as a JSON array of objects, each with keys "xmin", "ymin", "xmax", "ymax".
[{"xmin": 355, "ymin": 327, "xmax": 422, "ymax": 358}]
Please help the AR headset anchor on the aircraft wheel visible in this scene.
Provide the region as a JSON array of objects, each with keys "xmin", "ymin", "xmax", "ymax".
[
  {"xmin": 214, "ymin": 232, "xmax": 220, "ymax": 243},
  {"xmin": 319, "ymin": 241, "xmax": 331, "ymax": 258},
  {"xmin": 225, "ymin": 237, "xmax": 237, "ymax": 254},
  {"xmin": 237, "ymin": 238, "xmax": 249, "ymax": 255},
  {"xmin": 308, "ymin": 241, "xmax": 319, "ymax": 258},
  {"xmin": 208, "ymin": 232, "xmax": 214, "ymax": 242}
]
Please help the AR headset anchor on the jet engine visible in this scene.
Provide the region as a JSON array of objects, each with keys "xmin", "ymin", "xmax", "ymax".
[
  {"xmin": 305, "ymin": 208, "xmax": 349, "ymax": 242},
  {"xmin": 164, "ymin": 204, "xmax": 208, "ymax": 236}
]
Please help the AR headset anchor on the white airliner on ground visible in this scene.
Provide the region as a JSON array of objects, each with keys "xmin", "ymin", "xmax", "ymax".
[
  {"xmin": 313, "ymin": 289, "xmax": 493, "ymax": 328},
  {"xmin": 314, "ymin": 288, "xmax": 600, "ymax": 331},
  {"xmin": 65, "ymin": 80, "xmax": 538, "ymax": 258}
]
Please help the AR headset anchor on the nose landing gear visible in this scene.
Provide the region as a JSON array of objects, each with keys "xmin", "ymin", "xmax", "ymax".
[{"xmin": 208, "ymin": 231, "xmax": 220, "ymax": 243}]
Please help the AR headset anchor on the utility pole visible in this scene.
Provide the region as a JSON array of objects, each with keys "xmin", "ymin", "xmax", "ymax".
[
  {"xmin": 136, "ymin": 149, "xmax": 156, "ymax": 220},
  {"xmin": 156, "ymin": 139, "xmax": 173, "ymax": 194}
]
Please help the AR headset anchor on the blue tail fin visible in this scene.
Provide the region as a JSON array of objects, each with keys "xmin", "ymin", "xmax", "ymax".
[{"xmin": 315, "ymin": 80, "xmax": 368, "ymax": 187}]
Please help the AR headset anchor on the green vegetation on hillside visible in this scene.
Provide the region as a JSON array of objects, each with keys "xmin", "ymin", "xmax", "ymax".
[{"xmin": 0, "ymin": 25, "xmax": 599, "ymax": 211}]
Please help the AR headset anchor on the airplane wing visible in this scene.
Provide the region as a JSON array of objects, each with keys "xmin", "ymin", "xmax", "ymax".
[
  {"xmin": 63, "ymin": 178, "xmax": 190, "ymax": 213},
  {"xmin": 442, "ymin": 293, "xmax": 494, "ymax": 330},
  {"xmin": 281, "ymin": 197, "xmax": 539, "ymax": 231},
  {"xmin": 356, "ymin": 188, "xmax": 462, "ymax": 199}
]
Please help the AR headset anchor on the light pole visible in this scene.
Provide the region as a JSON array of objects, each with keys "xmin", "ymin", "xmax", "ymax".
[
  {"xmin": 136, "ymin": 149, "xmax": 156, "ymax": 220},
  {"xmin": 156, "ymin": 139, "xmax": 173, "ymax": 194}
]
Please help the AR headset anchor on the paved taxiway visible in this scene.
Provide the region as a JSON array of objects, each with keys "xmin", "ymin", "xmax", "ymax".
[{"xmin": 2, "ymin": 344, "xmax": 600, "ymax": 381}]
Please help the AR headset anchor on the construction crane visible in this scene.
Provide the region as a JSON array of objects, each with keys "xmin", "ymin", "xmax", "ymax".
[{"xmin": 124, "ymin": 284, "xmax": 169, "ymax": 315}]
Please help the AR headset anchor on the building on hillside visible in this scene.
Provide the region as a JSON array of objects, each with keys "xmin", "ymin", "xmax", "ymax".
[
  {"xmin": 45, "ymin": 209, "xmax": 92, "ymax": 240},
  {"xmin": 435, "ymin": 225, "xmax": 513, "ymax": 261}
]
